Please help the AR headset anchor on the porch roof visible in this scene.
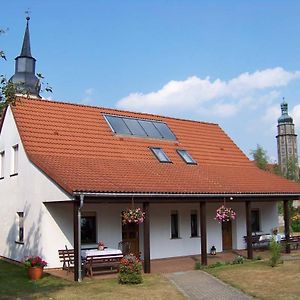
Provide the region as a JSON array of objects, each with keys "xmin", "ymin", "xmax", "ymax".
[{"xmin": 11, "ymin": 97, "xmax": 300, "ymax": 197}]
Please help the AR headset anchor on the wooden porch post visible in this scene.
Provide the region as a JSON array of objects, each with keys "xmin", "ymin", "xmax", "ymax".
[
  {"xmin": 245, "ymin": 201, "xmax": 253, "ymax": 259},
  {"xmin": 283, "ymin": 200, "xmax": 291, "ymax": 254},
  {"xmin": 73, "ymin": 200, "xmax": 79, "ymax": 281},
  {"xmin": 143, "ymin": 202, "xmax": 151, "ymax": 273},
  {"xmin": 200, "ymin": 201, "xmax": 207, "ymax": 265}
]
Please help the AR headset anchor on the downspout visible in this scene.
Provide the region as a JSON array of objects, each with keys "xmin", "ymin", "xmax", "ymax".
[{"xmin": 77, "ymin": 194, "xmax": 84, "ymax": 282}]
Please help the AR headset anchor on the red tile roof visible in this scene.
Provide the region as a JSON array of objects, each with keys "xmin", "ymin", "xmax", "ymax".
[{"xmin": 10, "ymin": 97, "xmax": 300, "ymax": 196}]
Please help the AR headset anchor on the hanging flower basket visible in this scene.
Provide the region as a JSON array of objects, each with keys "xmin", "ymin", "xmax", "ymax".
[
  {"xmin": 122, "ymin": 208, "xmax": 145, "ymax": 225},
  {"xmin": 215, "ymin": 205, "xmax": 236, "ymax": 223}
]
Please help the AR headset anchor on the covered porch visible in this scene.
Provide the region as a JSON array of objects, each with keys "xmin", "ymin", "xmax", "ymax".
[{"xmin": 66, "ymin": 193, "xmax": 297, "ymax": 282}]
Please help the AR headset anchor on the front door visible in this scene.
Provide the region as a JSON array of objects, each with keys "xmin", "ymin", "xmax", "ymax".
[
  {"xmin": 122, "ymin": 223, "xmax": 139, "ymax": 256},
  {"xmin": 222, "ymin": 221, "xmax": 232, "ymax": 250}
]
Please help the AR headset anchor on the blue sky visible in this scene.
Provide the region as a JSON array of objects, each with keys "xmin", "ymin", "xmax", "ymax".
[{"xmin": 1, "ymin": 1, "xmax": 300, "ymax": 162}]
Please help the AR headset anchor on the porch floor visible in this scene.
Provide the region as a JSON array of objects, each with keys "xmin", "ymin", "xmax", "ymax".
[
  {"xmin": 45, "ymin": 250, "xmax": 249, "ymax": 281},
  {"xmin": 46, "ymin": 248, "xmax": 300, "ymax": 281}
]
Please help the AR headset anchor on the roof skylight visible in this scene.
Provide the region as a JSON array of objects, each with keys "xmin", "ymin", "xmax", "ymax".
[
  {"xmin": 177, "ymin": 149, "xmax": 197, "ymax": 164},
  {"xmin": 150, "ymin": 147, "xmax": 171, "ymax": 163},
  {"xmin": 104, "ymin": 114, "xmax": 176, "ymax": 141}
]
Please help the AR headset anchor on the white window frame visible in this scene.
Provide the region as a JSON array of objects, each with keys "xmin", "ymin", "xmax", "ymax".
[
  {"xmin": 0, "ymin": 151, "xmax": 4, "ymax": 179},
  {"xmin": 16, "ymin": 212, "xmax": 24, "ymax": 243},
  {"xmin": 11, "ymin": 144, "xmax": 19, "ymax": 176}
]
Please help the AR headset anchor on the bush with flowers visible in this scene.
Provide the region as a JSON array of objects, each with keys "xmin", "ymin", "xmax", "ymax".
[
  {"xmin": 118, "ymin": 253, "xmax": 143, "ymax": 284},
  {"xmin": 215, "ymin": 205, "xmax": 236, "ymax": 223},
  {"xmin": 122, "ymin": 208, "xmax": 145, "ymax": 225},
  {"xmin": 24, "ymin": 256, "xmax": 47, "ymax": 269}
]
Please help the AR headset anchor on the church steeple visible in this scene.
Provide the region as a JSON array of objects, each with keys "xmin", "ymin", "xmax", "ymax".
[
  {"xmin": 276, "ymin": 98, "xmax": 298, "ymax": 179},
  {"xmin": 9, "ymin": 16, "xmax": 41, "ymax": 97},
  {"xmin": 20, "ymin": 17, "xmax": 32, "ymax": 57}
]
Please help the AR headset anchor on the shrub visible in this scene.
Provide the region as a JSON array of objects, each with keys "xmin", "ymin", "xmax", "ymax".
[
  {"xmin": 269, "ymin": 238, "xmax": 282, "ymax": 267},
  {"xmin": 232, "ymin": 255, "xmax": 245, "ymax": 265},
  {"xmin": 118, "ymin": 254, "xmax": 143, "ymax": 284},
  {"xmin": 291, "ymin": 217, "xmax": 300, "ymax": 232},
  {"xmin": 194, "ymin": 261, "xmax": 202, "ymax": 270}
]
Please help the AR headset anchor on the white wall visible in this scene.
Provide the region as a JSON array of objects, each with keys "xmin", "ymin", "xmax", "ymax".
[{"xmin": 0, "ymin": 107, "xmax": 72, "ymax": 267}]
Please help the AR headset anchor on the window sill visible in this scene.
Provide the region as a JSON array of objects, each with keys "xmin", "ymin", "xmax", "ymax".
[
  {"xmin": 170, "ymin": 237, "xmax": 182, "ymax": 240},
  {"xmin": 15, "ymin": 241, "xmax": 24, "ymax": 245},
  {"xmin": 10, "ymin": 173, "xmax": 18, "ymax": 177},
  {"xmin": 190, "ymin": 236, "xmax": 200, "ymax": 238}
]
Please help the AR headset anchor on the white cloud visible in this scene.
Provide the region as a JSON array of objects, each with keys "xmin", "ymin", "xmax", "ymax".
[
  {"xmin": 116, "ymin": 67, "xmax": 300, "ymax": 119},
  {"xmin": 81, "ymin": 88, "xmax": 95, "ymax": 104},
  {"xmin": 291, "ymin": 105, "xmax": 300, "ymax": 129}
]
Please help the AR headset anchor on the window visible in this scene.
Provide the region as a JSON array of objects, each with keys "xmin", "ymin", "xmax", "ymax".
[
  {"xmin": 150, "ymin": 147, "xmax": 171, "ymax": 163},
  {"xmin": 251, "ymin": 209, "xmax": 260, "ymax": 232},
  {"xmin": 17, "ymin": 212, "xmax": 24, "ymax": 243},
  {"xmin": 171, "ymin": 211, "xmax": 179, "ymax": 239},
  {"xmin": 190, "ymin": 210, "xmax": 198, "ymax": 237},
  {"xmin": 81, "ymin": 214, "xmax": 96, "ymax": 244},
  {"xmin": 11, "ymin": 144, "xmax": 19, "ymax": 175},
  {"xmin": 177, "ymin": 149, "xmax": 197, "ymax": 164},
  {"xmin": 104, "ymin": 114, "xmax": 176, "ymax": 141},
  {"xmin": 0, "ymin": 151, "xmax": 4, "ymax": 179}
]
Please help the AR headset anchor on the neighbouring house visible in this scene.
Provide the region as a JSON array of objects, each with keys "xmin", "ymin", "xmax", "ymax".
[{"xmin": 1, "ymin": 18, "xmax": 300, "ymax": 282}]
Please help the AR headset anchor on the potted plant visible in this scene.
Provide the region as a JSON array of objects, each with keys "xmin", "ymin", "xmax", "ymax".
[
  {"xmin": 122, "ymin": 208, "xmax": 145, "ymax": 225},
  {"xmin": 97, "ymin": 240, "xmax": 105, "ymax": 250},
  {"xmin": 215, "ymin": 205, "xmax": 236, "ymax": 223},
  {"xmin": 24, "ymin": 256, "xmax": 47, "ymax": 280}
]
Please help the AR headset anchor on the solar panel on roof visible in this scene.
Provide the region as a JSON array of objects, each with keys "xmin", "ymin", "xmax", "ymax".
[
  {"xmin": 154, "ymin": 122, "xmax": 176, "ymax": 140},
  {"xmin": 138, "ymin": 120, "xmax": 162, "ymax": 139},
  {"xmin": 104, "ymin": 114, "xmax": 176, "ymax": 141},
  {"xmin": 123, "ymin": 118, "xmax": 147, "ymax": 137},
  {"xmin": 105, "ymin": 115, "xmax": 131, "ymax": 135}
]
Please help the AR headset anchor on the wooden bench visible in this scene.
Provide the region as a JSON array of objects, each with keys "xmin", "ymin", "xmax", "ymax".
[
  {"xmin": 243, "ymin": 234, "xmax": 270, "ymax": 249},
  {"xmin": 58, "ymin": 248, "xmax": 74, "ymax": 273},
  {"xmin": 84, "ymin": 253, "xmax": 123, "ymax": 278},
  {"xmin": 281, "ymin": 235, "xmax": 300, "ymax": 250}
]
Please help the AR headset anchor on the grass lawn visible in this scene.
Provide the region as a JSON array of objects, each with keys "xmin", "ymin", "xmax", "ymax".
[
  {"xmin": 206, "ymin": 259, "xmax": 300, "ymax": 300},
  {"xmin": 0, "ymin": 260, "xmax": 184, "ymax": 300}
]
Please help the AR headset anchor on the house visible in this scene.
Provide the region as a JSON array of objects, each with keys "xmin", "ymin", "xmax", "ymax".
[{"xmin": 1, "ymin": 18, "xmax": 300, "ymax": 282}]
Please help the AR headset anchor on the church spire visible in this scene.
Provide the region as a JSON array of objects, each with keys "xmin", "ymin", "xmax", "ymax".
[
  {"xmin": 20, "ymin": 17, "xmax": 32, "ymax": 57},
  {"xmin": 9, "ymin": 16, "xmax": 41, "ymax": 97}
]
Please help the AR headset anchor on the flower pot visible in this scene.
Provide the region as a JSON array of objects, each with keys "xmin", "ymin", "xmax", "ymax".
[
  {"xmin": 98, "ymin": 245, "xmax": 104, "ymax": 251},
  {"xmin": 27, "ymin": 267, "xmax": 43, "ymax": 280}
]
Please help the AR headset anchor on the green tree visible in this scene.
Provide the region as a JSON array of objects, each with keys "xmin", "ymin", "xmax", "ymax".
[
  {"xmin": 286, "ymin": 157, "xmax": 299, "ymax": 182},
  {"xmin": 250, "ymin": 144, "xmax": 269, "ymax": 170}
]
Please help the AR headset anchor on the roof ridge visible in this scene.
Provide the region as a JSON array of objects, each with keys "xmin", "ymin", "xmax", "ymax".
[{"xmin": 15, "ymin": 96, "xmax": 218, "ymax": 126}]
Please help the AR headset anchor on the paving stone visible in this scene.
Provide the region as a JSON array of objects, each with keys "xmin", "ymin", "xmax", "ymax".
[{"xmin": 165, "ymin": 270, "xmax": 253, "ymax": 300}]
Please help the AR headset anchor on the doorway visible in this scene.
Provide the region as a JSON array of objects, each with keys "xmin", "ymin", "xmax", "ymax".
[
  {"xmin": 121, "ymin": 222, "xmax": 139, "ymax": 256},
  {"xmin": 222, "ymin": 221, "xmax": 232, "ymax": 250}
]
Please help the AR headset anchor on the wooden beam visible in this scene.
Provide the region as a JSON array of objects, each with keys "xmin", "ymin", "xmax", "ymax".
[
  {"xmin": 245, "ymin": 201, "xmax": 253, "ymax": 259},
  {"xmin": 200, "ymin": 201, "xmax": 207, "ymax": 265},
  {"xmin": 143, "ymin": 202, "xmax": 151, "ymax": 273},
  {"xmin": 73, "ymin": 200, "xmax": 79, "ymax": 281},
  {"xmin": 283, "ymin": 200, "xmax": 291, "ymax": 254}
]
